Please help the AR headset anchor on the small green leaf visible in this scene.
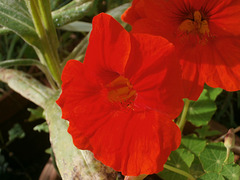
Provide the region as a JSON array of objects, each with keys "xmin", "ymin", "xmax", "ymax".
[
  {"xmin": 28, "ymin": 107, "xmax": 44, "ymax": 122},
  {"xmin": 52, "ymin": 1, "xmax": 93, "ymax": 27},
  {"xmin": 45, "ymin": 147, "xmax": 51, "ymax": 154},
  {"xmin": 221, "ymin": 164, "xmax": 240, "ymax": 180},
  {"xmin": 198, "ymin": 172, "xmax": 224, "ymax": 180},
  {"xmin": 187, "ymin": 89, "xmax": 217, "ymax": 127},
  {"xmin": 158, "ymin": 148, "xmax": 194, "ymax": 180},
  {"xmin": 195, "ymin": 125, "xmax": 221, "ymax": 138},
  {"xmin": 199, "ymin": 142, "xmax": 234, "ymax": 173},
  {"xmin": 204, "ymin": 86, "xmax": 222, "ymax": 101},
  {"xmin": 0, "ymin": 68, "xmax": 54, "ymax": 108},
  {"xmin": 60, "ymin": 21, "xmax": 92, "ymax": 32},
  {"xmin": 181, "ymin": 134, "xmax": 207, "ymax": 156},
  {"xmin": 177, "ymin": 149, "xmax": 195, "ymax": 168},
  {"xmin": 33, "ymin": 122, "xmax": 49, "ymax": 133},
  {"xmin": 8, "ymin": 123, "xmax": 25, "ymax": 144}
]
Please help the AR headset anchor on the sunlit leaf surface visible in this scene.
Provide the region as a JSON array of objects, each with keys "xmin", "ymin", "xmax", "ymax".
[{"xmin": 0, "ymin": 0, "xmax": 40, "ymax": 48}]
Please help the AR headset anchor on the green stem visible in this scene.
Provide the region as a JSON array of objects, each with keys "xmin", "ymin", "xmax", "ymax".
[
  {"xmin": 224, "ymin": 148, "xmax": 230, "ymax": 163},
  {"xmin": 29, "ymin": 0, "xmax": 62, "ymax": 87},
  {"xmin": 38, "ymin": 0, "xmax": 59, "ymax": 48},
  {"xmin": 34, "ymin": 48, "xmax": 58, "ymax": 90},
  {"xmin": 178, "ymin": 99, "xmax": 191, "ymax": 132},
  {"xmin": 164, "ymin": 164, "xmax": 196, "ymax": 180}
]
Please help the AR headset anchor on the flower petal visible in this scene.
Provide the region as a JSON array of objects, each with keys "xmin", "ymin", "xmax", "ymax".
[
  {"xmin": 209, "ymin": 0, "xmax": 240, "ymax": 36},
  {"xmin": 180, "ymin": 58, "xmax": 204, "ymax": 101},
  {"xmin": 201, "ymin": 37, "xmax": 240, "ymax": 90},
  {"xmin": 122, "ymin": 0, "xmax": 180, "ymax": 42},
  {"xmin": 121, "ymin": 0, "xmax": 145, "ymax": 25},
  {"xmin": 68, "ymin": 110, "xmax": 181, "ymax": 176},
  {"xmin": 122, "ymin": 0, "xmax": 240, "ymax": 96},
  {"xmin": 125, "ymin": 33, "xmax": 184, "ymax": 116},
  {"xmin": 85, "ymin": 13, "xmax": 131, "ymax": 84},
  {"xmin": 57, "ymin": 13, "xmax": 184, "ymax": 177},
  {"xmin": 56, "ymin": 60, "xmax": 107, "ymax": 120},
  {"xmin": 177, "ymin": 44, "xmax": 205, "ymax": 100}
]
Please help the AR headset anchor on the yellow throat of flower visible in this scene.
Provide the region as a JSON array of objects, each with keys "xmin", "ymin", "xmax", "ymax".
[
  {"xmin": 106, "ymin": 76, "xmax": 136, "ymax": 108},
  {"xmin": 178, "ymin": 11, "xmax": 210, "ymax": 40}
]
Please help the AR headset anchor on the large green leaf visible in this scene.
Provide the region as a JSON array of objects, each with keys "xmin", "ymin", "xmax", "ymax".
[
  {"xmin": 187, "ymin": 88, "xmax": 221, "ymax": 127},
  {"xmin": 181, "ymin": 134, "xmax": 207, "ymax": 156},
  {"xmin": 221, "ymin": 164, "xmax": 240, "ymax": 180},
  {"xmin": 198, "ymin": 164, "xmax": 240, "ymax": 180},
  {"xmin": 199, "ymin": 142, "xmax": 234, "ymax": 173},
  {"xmin": 195, "ymin": 125, "xmax": 221, "ymax": 138},
  {"xmin": 44, "ymin": 94, "xmax": 117, "ymax": 179},
  {"xmin": 0, "ymin": 0, "xmax": 40, "ymax": 48},
  {"xmin": 158, "ymin": 148, "xmax": 194, "ymax": 180},
  {"xmin": 198, "ymin": 172, "xmax": 224, "ymax": 180},
  {"xmin": 0, "ymin": 68, "xmax": 54, "ymax": 108}
]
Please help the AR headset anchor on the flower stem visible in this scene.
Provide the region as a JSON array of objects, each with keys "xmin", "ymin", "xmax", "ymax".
[
  {"xmin": 224, "ymin": 148, "xmax": 230, "ymax": 163},
  {"xmin": 177, "ymin": 99, "xmax": 191, "ymax": 132},
  {"xmin": 29, "ymin": 0, "xmax": 62, "ymax": 87},
  {"xmin": 164, "ymin": 164, "xmax": 196, "ymax": 180}
]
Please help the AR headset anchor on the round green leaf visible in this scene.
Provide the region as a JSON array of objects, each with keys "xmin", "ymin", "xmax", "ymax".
[
  {"xmin": 221, "ymin": 164, "xmax": 240, "ymax": 180},
  {"xmin": 199, "ymin": 172, "xmax": 224, "ymax": 180},
  {"xmin": 158, "ymin": 148, "xmax": 194, "ymax": 180},
  {"xmin": 181, "ymin": 134, "xmax": 207, "ymax": 156},
  {"xmin": 199, "ymin": 142, "xmax": 234, "ymax": 173},
  {"xmin": 187, "ymin": 89, "xmax": 217, "ymax": 127}
]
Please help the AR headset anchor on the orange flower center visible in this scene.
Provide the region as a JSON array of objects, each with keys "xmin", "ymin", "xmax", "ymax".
[
  {"xmin": 178, "ymin": 11, "xmax": 210, "ymax": 44},
  {"xmin": 106, "ymin": 76, "xmax": 136, "ymax": 108}
]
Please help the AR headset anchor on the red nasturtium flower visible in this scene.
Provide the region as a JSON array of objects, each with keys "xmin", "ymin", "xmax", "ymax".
[
  {"xmin": 122, "ymin": 0, "xmax": 240, "ymax": 100},
  {"xmin": 57, "ymin": 13, "xmax": 184, "ymax": 175}
]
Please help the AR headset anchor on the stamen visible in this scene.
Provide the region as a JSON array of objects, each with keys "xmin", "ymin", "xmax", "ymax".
[
  {"xmin": 193, "ymin": 11, "xmax": 201, "ymax": 24},
  {"xmin": 106, "ymin": 76, "xmax": 136, "ymax": 108},
  {"xmin": 177, "ymin": 10, "xmax": 210, "ymax": 44}
]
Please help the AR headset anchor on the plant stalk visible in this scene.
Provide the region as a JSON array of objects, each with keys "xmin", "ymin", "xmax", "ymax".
[
  {"xmin": 164, "ymin": 164, "xmax": 196, "ymax": 180},
  {"xmin": 29, "ymin": 0, "xmax": 62, "ymax": 87},
  {"xmin": 224, "ymin": 148, "xmax": 230, "ymax": 163},
  {"xmin": 178, "ymin": 99, "xmax": 191, "ymax": 132}
]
